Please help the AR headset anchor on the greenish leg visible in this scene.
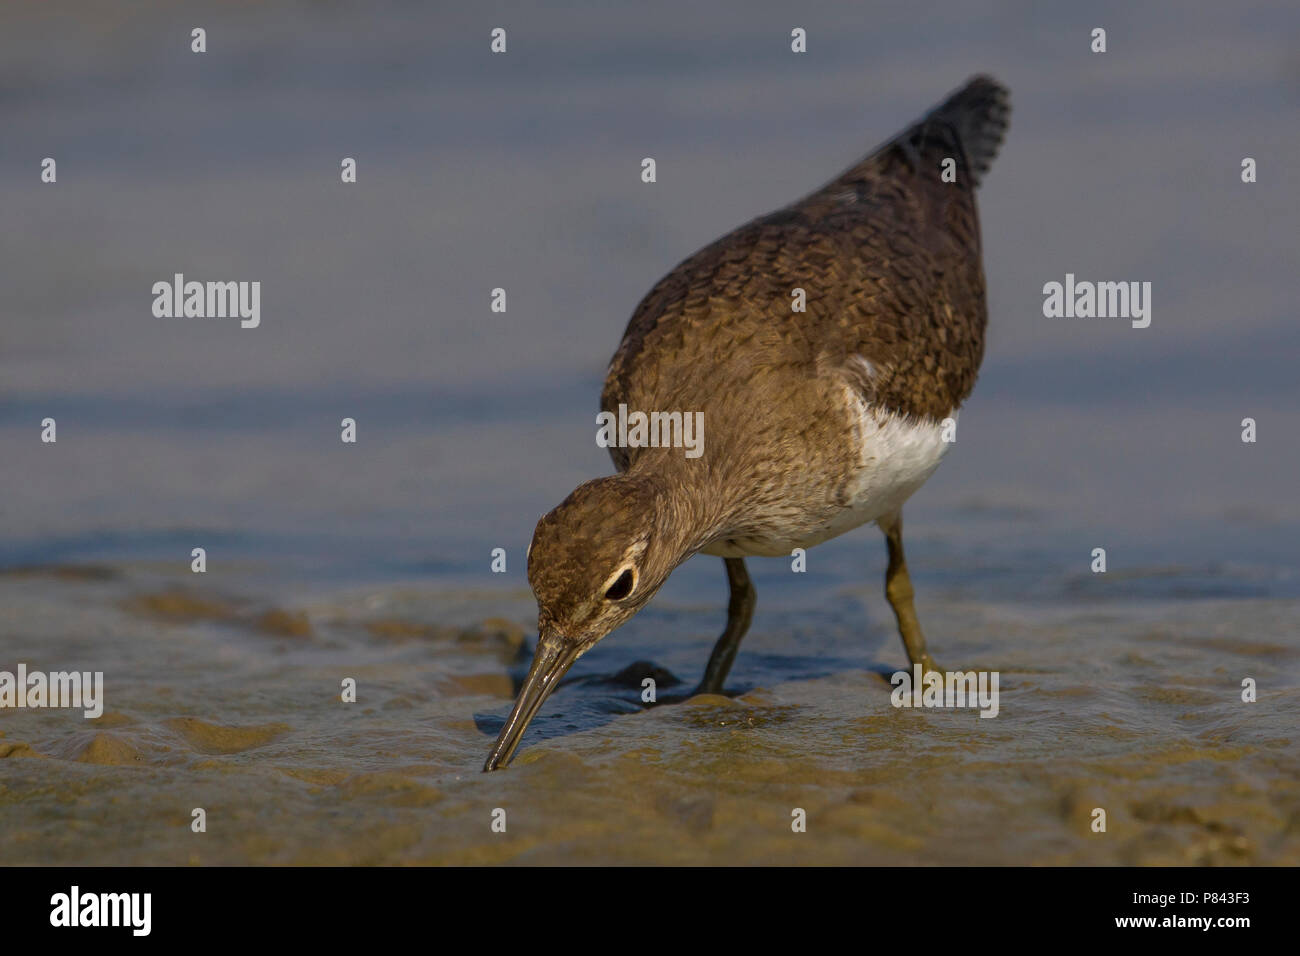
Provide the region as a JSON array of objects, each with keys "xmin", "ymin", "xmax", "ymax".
[
  {"xmin": 880, "ymin": 510, "xmax": 942, "ymax": 674},
  {"xmin": 694, "ymin": 557, "xmax": 756, "ymax": 695}
]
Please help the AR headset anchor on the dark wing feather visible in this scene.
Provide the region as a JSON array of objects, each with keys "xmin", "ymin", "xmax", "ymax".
[{"xmin": 603, "ymin": 76, "xmax": 1010, "ymax": 469}]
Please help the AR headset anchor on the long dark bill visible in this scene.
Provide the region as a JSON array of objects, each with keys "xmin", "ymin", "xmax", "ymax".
[{"xmin": 483, "ymin": 632, "xmax": 582, "ymax": 771}]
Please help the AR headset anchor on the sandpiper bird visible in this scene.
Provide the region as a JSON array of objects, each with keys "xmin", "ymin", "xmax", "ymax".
[{"xmin": 485, "ymin": 75, "xmax": 1009, "ymax": 770}]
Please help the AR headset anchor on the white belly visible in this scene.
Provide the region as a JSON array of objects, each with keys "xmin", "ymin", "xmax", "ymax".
[{"xmin": 701, "ymin": 398, "xmax": 953, "ymax": 558}]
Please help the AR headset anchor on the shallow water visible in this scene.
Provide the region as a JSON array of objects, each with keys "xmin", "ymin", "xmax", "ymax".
[
  {"xmin": 2, "ymin": 0, "xmax": 1299, "ymax": 864},
  {"xmin": 2, "ymin": 562, "xmax": 1297, "ymax": 865}
]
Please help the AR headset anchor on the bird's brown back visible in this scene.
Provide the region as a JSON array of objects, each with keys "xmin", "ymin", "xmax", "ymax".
[{"xmin": 603, "ymin": 76, "xmax": 1010, "ymax": 477}]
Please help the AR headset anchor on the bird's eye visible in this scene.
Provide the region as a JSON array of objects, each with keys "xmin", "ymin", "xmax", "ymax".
[{"xmin": 604, "ymin": 568, "xmax": 635, "ymax": 601}]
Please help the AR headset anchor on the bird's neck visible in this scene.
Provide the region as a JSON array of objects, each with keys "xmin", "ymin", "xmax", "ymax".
[{"xmin": 624, "ymin": 452, "xmax": 739, "ymax": 561}]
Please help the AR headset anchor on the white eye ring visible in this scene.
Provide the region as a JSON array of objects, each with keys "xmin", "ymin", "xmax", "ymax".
[{"xmin": 601, "ymin": 565, "xmax": 637, "ymax": 601}]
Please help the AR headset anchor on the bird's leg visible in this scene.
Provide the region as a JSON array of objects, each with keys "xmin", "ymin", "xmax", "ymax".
[
  {"xmin": 879, "ymin": 510, "xmax": 942, "ymax": 675},
  {"xmin": 693, "ymin": 557, "xmax": 755, "ymax": 696}
]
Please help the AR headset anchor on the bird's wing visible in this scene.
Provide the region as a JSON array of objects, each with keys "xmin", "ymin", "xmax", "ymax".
[{"xmin": 603, "ymin": 75, "xmax": 1010, "ymax": 446}]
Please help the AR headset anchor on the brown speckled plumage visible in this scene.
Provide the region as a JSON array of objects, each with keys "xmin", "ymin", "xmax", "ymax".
[
  {"xmin": 599, "ymin": 75, "xmax": 1009, "ymax": 552},
  {"xmin": 606, "ymin": 75, "xmax": 1008, "ymax": 437},
  {"xmin": 489, "ymin": 76, "xmax": 1010, "ymax": 771}
]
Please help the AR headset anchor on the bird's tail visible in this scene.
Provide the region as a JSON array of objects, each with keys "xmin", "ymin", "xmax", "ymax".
[{"xmin": 888, "ymin": 74, "xmax": 1010, "ymax": 187}]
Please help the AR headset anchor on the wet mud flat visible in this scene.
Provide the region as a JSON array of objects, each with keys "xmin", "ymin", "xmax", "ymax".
[{"xmin": 0, "ymin": 566, "xmax": 1296, "ymax": 865}]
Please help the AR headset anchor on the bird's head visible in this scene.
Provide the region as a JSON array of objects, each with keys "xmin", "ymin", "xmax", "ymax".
[{"xmin": 483, "ymin": 472, "xmax": 687, "ymax": 770}]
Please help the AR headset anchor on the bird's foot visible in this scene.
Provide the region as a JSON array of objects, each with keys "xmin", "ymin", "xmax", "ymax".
[{"xmin": 910, "ymin": 653, "xmax": 946, "ymax": 678}]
